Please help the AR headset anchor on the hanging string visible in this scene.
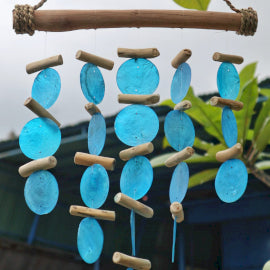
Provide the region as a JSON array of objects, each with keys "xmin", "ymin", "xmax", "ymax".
[{"xmin": 222, "ymin": 0, "xmax": 258, "ymax": 36}]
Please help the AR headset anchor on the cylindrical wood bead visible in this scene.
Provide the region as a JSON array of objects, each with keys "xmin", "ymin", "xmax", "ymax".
[
  {"xmin": 216, "ymin": 143, "xmax": 243, "ymax": 162},
  {"xmin": 117, "ymin": 48, "xmax": 160, "ymax": 58},
  {"xmin": 174, "ymin": 100, "xmax": 192, "ymax": 111},
  {"xmin": 212, "ymin": 52, "xmax": 244, "ymax": 64},
  {"xmin": 165, "ymin": 147, "xmax": 194, "ymax": 167},
  {"xmin": 171, "ymin": 49, "xmax": 192, "ymax": 69},
  {"xmin": 118, "ymin": 94, "xmax": 160, "ymax": 105},
  {"xmin": 210, "ymin": 96, "xmax": 243, "ymax": 111},
  {"xmin": 119, "ymin": 142, "xmax": 154, "ymax": 161},
  {"xmin": 18, "ymin": 156, "xmax": 57, "ymax": 178},
  {"xmin": 170, "ymin": 202, "xmax": 184, "ymax": 223},
  {"xmin": 114, "ymin": 193, "xmax": 153, "ymax": 218},
  {"xmin": 85, "ymin": 103, "xmax": 101, "ymax": 116}
]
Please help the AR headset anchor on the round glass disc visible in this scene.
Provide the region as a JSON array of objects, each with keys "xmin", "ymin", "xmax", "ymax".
[
  {"xmin": 88, "ymin": 113, "xmax": 106, "ymax": 155},
  {"xmin": 116, "ymin": 58, "xmax": 159, "ymax": 94},
  {"xmin": 120, "ymin": 156, "xmax": 153, "ymax": 200},
  {"xmin": 24, "ymin": 170, "xmax": 59, "ymax": 215},
  {"xmin": 32, "ymin": 68, "xmax": 61, "ymax": 109},
  {"xmin": 19, "ymin": 117, "xmax": 61, "ymax": 160},
  {"xmin": 222, "ymin": 106, "xmax": 238, "ymax": 147},
  {"xmin": 164, "ymin": 110, "xmax": 195, "ymax": 151},
  {"xmin": 80, "ymin": 164, "xmax": 109, "ymax": 209},
  {"xmin": 114, "ymin": 105, "xmax": 159, "ymax": 146},
  {"xmin": 80, "ymin": 63, "xmax": 105, "ymax": 104},
  {"xmin": 215, "ymin": 159, "xmax": 248, "ymax": 203},
  {"xmin": 77, "ymin": 218, "xmax": 104, "ymax": 264}
]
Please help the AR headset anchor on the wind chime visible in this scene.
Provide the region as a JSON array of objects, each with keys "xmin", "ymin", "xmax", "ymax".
[{"xmin": 14, "ymin": 0, "xmax": 258, "ymax": 269}]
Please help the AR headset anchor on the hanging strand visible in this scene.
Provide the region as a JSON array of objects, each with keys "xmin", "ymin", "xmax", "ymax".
[
  {"xmin": 13, "ymin": 0, "xmax": 47, "ymax": 36},
  {"xmin": 223, "ymin": 0, "xmax": 258, "ymax": 36}
]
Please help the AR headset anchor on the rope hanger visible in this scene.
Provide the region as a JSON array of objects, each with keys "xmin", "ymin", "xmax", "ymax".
[{"xmin": 13, "ymin": 0, "xmax": 257, "ymax": 36}]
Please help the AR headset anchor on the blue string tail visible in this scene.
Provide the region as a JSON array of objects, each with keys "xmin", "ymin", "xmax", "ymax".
[
  {"xmin": 172, "ymin": 218, "xmax": 177, "ymax": 263},
  {"xmin": 130, "ymin": 209, "xmax": 136, "ymax": 256}
]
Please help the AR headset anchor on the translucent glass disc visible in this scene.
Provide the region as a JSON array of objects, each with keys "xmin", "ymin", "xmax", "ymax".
[
  {"xmin": 169, "ymin": 162, "xmax": 189, "ymax": 203},
  {"xmin": 80, "ymin": 165, "xmax": 109, "ymax": 209},
  {"xmin": 171, "ymin": 63, "xmax": 191, "ymax": 104},
  {"xmin": 80, "ymin": 63, "xmax": 105, "ymax": 104},
  {"xmin": 217, "ymin": 62, "xmax": 240, "ymax": 100},
  {"xmin": 32, "ymin": 68, "xmax": 61, "ymax": 109},
  {"xmin": 19, "ymin": 117, "xmax": 61, "ymax": 160},
  {"xmin": 77, "ymin": 218, "xmax": 104, "ymax": 264},
  {"xmin": 222, "ymin": 106, "xmax": 238, "ymax": 147},
  {"xmin": 215, "ymin": 159, "xmax": 248, "ymax": 203},
  {"xmin": 24, "ymin": 170, "xmax": 59, "ymax": 215},
  {"xmin": 164, "ymin": 111, "xmax": 195, "ymax": 151},
  {"xmin": 88, "ymin": 113, "xmax": 106, "ymax": 155},
  {"xmin": 114, "ymin": 105, "xmax": 159, "ymax": 146},
  {"xmin": 116, "ymin": 58, "xmax": 159, "ymax": 94},
  {"xmin": 120, "ymin": 156, "xmax": 153, "ymax": 200}
]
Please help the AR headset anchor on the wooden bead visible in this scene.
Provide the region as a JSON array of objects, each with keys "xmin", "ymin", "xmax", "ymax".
[
  {"xmin": 210, "ymin": 96, "xmax": 243, "ymax": 111},
  {"xmin": 170, "ymin": 202, "xmax": 184, "ymax": 223},
  {"xmin": 212, "ymin": 52, "xmax": 244, "ymax": 64},
  {"xmin": 216, "ymin": 143, "xmax": 243, "ymax": 162},
  {"xmin": 85, "ymin": 103, "xmax": 101, "ymax": 116},
  {"xmin": 174, "ymin": 100, "xmax": 192, "ymax": 111},
  {"xmin": 118, "ymin": 48, "xmax": 160, "ymax": 58},
  {"xmin": 165, "ymin": 147, "xmax": 194, "ymax": 167},
  {"xmin": 171, "ymin": 49, "xmax": 192, "ymax": 69},
  {"xmin": 119, "ymin": 143, "xmax": 154, "ymax": 161},
  {"xmin": 118, "ymin": 94, "xmax": 160, "ymax": 105}
]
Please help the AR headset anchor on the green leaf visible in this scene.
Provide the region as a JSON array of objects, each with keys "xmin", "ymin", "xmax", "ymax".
[
  {"xmin": 260, "ymin": 89, "xmax": 270, "ymax": 97},
  {"xmin": 188, "ymin": 168, "xmax": 218, "ymax": 188},
  {"xmin": 184, "ymin": 87, "xmax": 224, "ymax": 143},
  {"xmin": 173, "ymin": 0, "xmax": 211, "ymax": 11},
  {"xmin": 193, "ymin": 137, "xmax": 214, "ymax": 151},
  {"xmin": 239, "ymin": 62, "xmax": 257, "ymax": 95},
  {"xmin": 253, "ymin": 118, "xmax": 270, "ymax": 153},
  {"xmin": 253, "ymin": 97, "xmax": 270, "ymax": 141},
  {"xmin": 207, "ymin": 143, "xmax": 226, "ymax": 157},
  {"xmin": 235, "ymin": 79, "xmax": 258, "ymax": 146},
  {"xmin": 160, "ymin": 99, "xmax": 175, "ymax": 109},
  {"xmin": 162, "ymin": 137, "xmax": 170, "ymax": 149},
  {"xmin": 150, "ymin": 153, "xmax": 173, "ymax": 168},
  {"xmin": 255, "ymin": 160, "xmax": 270, "ymax": 171}
]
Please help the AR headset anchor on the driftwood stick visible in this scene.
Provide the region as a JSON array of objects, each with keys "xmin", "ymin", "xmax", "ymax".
[
  {"xmin": 170, "ymin": 202, "xmax": 184, "ymax": 223},
  {"xmin": 24, "ymin": 97, "xmax": 61, "ymax": 127},
  {"xmin": 213, "ymin": 52, "xmax": 244, "ymax": 64},
  {"xmin": 113, "ymin": 252, "xmax": 151, "ymax": 270},
  {"xmin": 117, "ymin": 48, "xmax": 160, "ymax": 58},
  {"xmin": 18, "ymin": 156, "xmax": 57, "ymax": 178},
  {"xmin": 26, "ymin": 55, "xmax": 63, "ymax": 74},
  {"xmin": 171, "ymin": 49, "xmax": 192, "ymax": 69},
  {"xmin": 216, "ymin": 143, "xmax": 243, "ymax": 162},
  {"xmin": 85, "ymin": 103, "xmax": 101, "ymax": 116},
  {"xmin": 74, "ymin": 152, "xmax": 116, "ymax": 171},
  {"xmin": 69, "ymin": 205, "xmax": 115, "ymax": 221},
  {"xmin": 119, "ymin": 142, "xmax": 154, "ymax": 161},
  {"xmin": 23, "ymin": 10, "xmax": 244, "ymax": 33},
  {"xmin": 118, "ymin": 94, "xmax": 160, "ymax": 105},
  {"xmin": 114, "ymin": 193, "xmax": 153, "ymax": 218},
  {"xmin": 210, "ymin": 96, "xmax": 243, "ymax": 111},
  {"xmin": 174, "ymin": 100, "xmax": 192, "ymax": 111},
  {"xmin": 76, "ymin": 50, "xmax": 114, "ymax": 70},
  {"xmin": 165, "ymin": 147, "xmax": 194, "ymax": 167}
]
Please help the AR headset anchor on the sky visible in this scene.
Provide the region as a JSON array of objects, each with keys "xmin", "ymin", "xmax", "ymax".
[{"xmin": 0, "ymin": 0, "xmax": 269, "ymax": 140}]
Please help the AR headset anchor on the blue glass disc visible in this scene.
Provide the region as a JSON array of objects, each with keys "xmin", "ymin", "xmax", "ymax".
[
  {"xmin": 116, "ymin": 58, "xmax": 159, "ymax": 94},
  {"xmin": 217, "ymin": 62, "xmax": 240, "ymax": 100},
  {"xmin": 169, "ymin": 162, "xmax": 189, "ymax": 203},
  {"xmin": 120, "ymin": 156, "xmax": 153, "ymax": 200},
  {"xmin": 222, "ymin": 106, "xmax": 238, "ymax": 147},
  {"xmin": 80, "ymin": 164, "xmax": 109, "ymax": 209},
  {"xmin": 88, "ymin": 113, "xmax": 106, "ymax": 155},
  {"xmin": 19, "ymin": 117, "xmax": 61, "ymax": 160},
  {"xmin": 80, "ymin": 63, "xmax": 105, "ymax": 104},
  {"xmin": 164, "ymin": 110, "xmax": 195, "ymax": 151},
  {"xmin": 114, "ymin": 105, "xmax": 159, "ymax": 146},
  {"xmin": 77, "ymin": 217, "xmax": 104, "ymax": 264},
  {"xmin": 24, "ymin": 170, "xmax": 59, "ymax": 215},
  {"xmin": 32, "ymin": 68, "xmax": 61, "ymax": 109},
  {"xmin": 171, "ymin": 63, "xmax": 191, "ymax": 104},
  {"xmin": 215, "ymin": 159, "xmax": 248, "ymax": 203}
]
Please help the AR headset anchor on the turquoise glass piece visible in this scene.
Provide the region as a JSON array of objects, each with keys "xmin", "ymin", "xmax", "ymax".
[
  {"xmin": 80, "ymin": 164, "xmax": 109, "ymax": 208},
  {"xmin": 116, "ymin": 58, "xmax": 159, "ymax": 94},
  {"xmin": 222, "ymin": 106, "xmax": 238, "ymax": 147},
  {"xmin": 130, "ymin": 210, "xmax": 136, "ymax": 256},
  {"xmin": 19, "ymin": 117, "xmax": 61, "ymax": 160},
  {"xmin": 164, "ymin": 110, "xmax": 195, "ymax": 151},
  {"xmin": 172, "ymin": 219, "xmax": 177, "ymax": 263},
  {"xmin": 114, "ymin": 105, "xmax": 159, "ymax": 146},
  {"xmin": 120, "ymin": 156, "xmax": 153, "ymax": 200},
  {"xmin": 80, "ymin": 63, "xmax": 105, "ymax": 104},
  {"xmin": 217, "ymin": 62, "xmax": 240, "ymax": 100},
  {"xmin": 77, "ymin": 218, "xmax": 104, "ymax": 264},
  {"xmin": 88, "ymin": 113, "xmax": 106, "ymax": 155},
  {"xmin": 24, "ymin": 170, "xmax": 59, "ymax": 215},
  {"xmin": 171, "ymin": 63, "xmax": 191, "ymax": 104},
  {"xmin": 215, "ymin": 159, "xmax": 248, "ymax": 203},
  {"xmin": 32, "ymin": 68, "xmax": 61, "ymax": 109},
  {"xmin": 169, "ymin": 162, "xmax": 189, "ymax": 203}
]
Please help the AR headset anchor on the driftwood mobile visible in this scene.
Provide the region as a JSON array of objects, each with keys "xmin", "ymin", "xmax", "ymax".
[{"xmin": 14, "ymin": 0, "xmax": 258, "ymax": 269}]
